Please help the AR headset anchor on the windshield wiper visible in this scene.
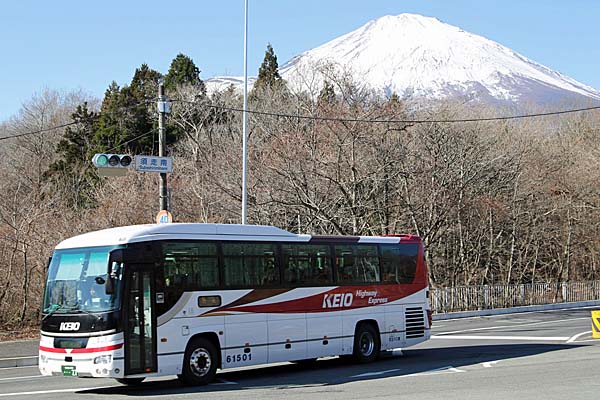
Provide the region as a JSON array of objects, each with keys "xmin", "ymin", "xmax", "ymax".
[
  {"xmin": 42, "ymin": 303, "xmax": 102, "ymax": 321},
  {"xmin": 72, "ymin": 307, "xmax": 103, "ymax": 321},
  {"xmin": 41, "ymin": 304, "xmax": 72, "ymax": 320}
]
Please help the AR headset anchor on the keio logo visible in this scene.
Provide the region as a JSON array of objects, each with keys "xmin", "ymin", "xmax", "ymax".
[{"xmin": 59, "ymin": 322, "xmax": 81, "ymax": 331}]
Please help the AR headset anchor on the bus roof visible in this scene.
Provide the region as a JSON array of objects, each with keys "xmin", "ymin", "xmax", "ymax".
[{"xmin": 54, "ymin": 223, "xmax": 419, "ymax": 250}]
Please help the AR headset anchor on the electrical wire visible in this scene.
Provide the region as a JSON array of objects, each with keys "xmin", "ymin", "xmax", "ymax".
[
  {"xmin": 0, "ymin": 121, "xmax": 80, "ymax": 141},
  {"xmin": 0, "ymin": 99, "xmax": 154, "ymax": 142},
  {"xmin": 173, "ymin": 99, "xmax": 600, "ymax": 124},
  {"xmin": 2, "ymin": 99, "xmax": 599, "ymax": 143},
  {"xmin": 104, "ymin": 128, "xmax": 157, "ymax": 153}
]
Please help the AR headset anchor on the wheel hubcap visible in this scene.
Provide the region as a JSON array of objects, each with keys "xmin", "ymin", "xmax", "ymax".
[
  {"xmin": 189, "ymin": 348, "xmax": 211, "ymax": 377},
  {"xmin": 359, "ymin": 332, "xmax": 375, "ymax": 357}
]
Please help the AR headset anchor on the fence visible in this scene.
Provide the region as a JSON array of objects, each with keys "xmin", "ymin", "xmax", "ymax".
[{"xmin": 430, "ymin": 281, "xmax": 600, "ymax": 313}]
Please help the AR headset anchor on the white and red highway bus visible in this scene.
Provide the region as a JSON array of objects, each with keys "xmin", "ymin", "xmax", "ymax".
[{"xmin": 39, "ymin": 223, "xmax": 431, "ymax": 385}]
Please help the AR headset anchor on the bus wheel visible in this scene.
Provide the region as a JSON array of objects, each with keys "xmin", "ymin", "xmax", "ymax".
[
  {"xmin": 353, "ymin": 323, "xmax": 380, "ymax": 363},
  {"xmin": 115, "ymin": 377, "xmax": 145, "ymax": 385},
  {"xmin": 179, "ymin": 337, "xmax": 218, "ymax": 386}
]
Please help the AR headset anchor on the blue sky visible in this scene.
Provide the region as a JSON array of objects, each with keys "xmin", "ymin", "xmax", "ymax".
[{"xmin": 1, "ymin": 0, "xmax": 599, "ymax": 122}]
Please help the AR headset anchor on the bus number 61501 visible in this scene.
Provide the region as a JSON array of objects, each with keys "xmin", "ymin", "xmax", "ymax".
[{"xmin": 226, "ymin": 353, "xmax": 252, "ymax": 363}]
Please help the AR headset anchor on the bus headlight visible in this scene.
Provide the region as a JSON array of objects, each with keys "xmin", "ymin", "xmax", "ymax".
[
  {"xmin": 93, "ymin": 355, "xmax": 112, "ymax": 364},
  {"xmin": 39, "ymin": 354, "xmax": 47, "ymax": 363}
]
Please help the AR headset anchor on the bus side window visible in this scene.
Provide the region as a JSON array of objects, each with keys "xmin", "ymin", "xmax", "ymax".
[
  {"xmin": 338, "ymin": 253, "xmax": 354, "ymax": 283},
  {"xmin": 282, "ymin": 244, "xmax": 332, "ymax": 286},
  {"xmin": 380, "ymin": 244, "xmax": 418, "ymax": 284},
  {"xmin": 262, "ymin": 257, "xmax": 278, "ymax": 285},
  {"xmin": 223, "ymin": 242, "xmax": 279, "ymax": 288},
  {"xmin": 158, "ymin": 242, "xmax": 219, "ymax": 315},
  {"xmin": 334, "ymin": 244, "xmax": 380, "ymax": 284}
]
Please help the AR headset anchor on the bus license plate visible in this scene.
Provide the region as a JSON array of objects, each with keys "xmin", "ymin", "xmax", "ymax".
[{"xmin": 61, "ymin": 365, "xmax": 77, "ymax": 377}]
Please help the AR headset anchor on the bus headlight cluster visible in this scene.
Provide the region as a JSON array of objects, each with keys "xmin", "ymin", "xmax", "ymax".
[
  {"xmin": 93, "ymin": 355, "xmax": 112, "ymax": 364},
  {"xmin": 39, "ymin": 354, "xmax": 47, "ymax": 363}
]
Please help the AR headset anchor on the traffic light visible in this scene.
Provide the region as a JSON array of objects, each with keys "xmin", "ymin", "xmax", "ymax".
[
  {"xmin": 92, "ymin": 154, "xmax": 132, "ymax": 176},
  {"xmin": 92, "ymin": 154, "xmax": 132, "ymax": 168}
]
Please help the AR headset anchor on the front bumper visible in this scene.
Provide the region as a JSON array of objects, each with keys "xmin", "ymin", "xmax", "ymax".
[{"xmin": 38, "ymin": 333, "xmax": 125, "ymax": 378}]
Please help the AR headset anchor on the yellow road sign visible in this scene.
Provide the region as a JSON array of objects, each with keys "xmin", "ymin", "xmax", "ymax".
[{"xmin": 592, "ymin": 310, "xmax": 600, "ymax": 339}]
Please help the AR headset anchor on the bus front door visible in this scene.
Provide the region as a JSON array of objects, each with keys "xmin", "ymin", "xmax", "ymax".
[{"xmin": 124, "ymin": 267, "xmax": 157, "ymax": 376}]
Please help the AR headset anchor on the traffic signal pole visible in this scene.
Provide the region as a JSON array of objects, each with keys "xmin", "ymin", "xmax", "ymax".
[{"xmin": 158, "ymin": 84, "xmax": 168, "ymax": 212}]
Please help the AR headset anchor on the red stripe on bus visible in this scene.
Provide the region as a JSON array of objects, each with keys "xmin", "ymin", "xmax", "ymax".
[
  {"xmin": 39, "ymin": 343, "xmax": 123, "ymax": 353},
  {"xmin": 39, "ymin": 346, "xmax": 66, "ymax": 353},
  {"xmin": 205, "ymin": 283, "xmax": 427, "ymax": 315}
]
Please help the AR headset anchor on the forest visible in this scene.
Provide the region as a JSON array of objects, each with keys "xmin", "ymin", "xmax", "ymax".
[{"xmin": 0, "ymin": 48, "xmax": 599, "ymax": 327}]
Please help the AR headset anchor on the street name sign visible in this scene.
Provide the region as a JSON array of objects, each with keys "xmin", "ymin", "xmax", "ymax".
[{"xmin": 134, "ymin": 155, "xmax": 173, "ymax": 173}]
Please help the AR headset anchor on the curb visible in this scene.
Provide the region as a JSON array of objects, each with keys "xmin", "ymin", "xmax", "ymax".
[
  {"xmin": 0, "ymin": 356, "xmax": 38, "ymax": 369},
  {"xmin": 433, "ymin": 300, "xmax": 600, "ymax": 321}
]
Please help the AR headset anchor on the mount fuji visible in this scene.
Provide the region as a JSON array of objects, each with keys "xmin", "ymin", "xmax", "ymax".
[{"xmin": 207, "ymin": 14, "xmax": 600, "ymax": 105}]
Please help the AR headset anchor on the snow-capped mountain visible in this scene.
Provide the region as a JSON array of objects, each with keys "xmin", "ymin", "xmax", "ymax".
[
  {"xmin": 207, "ymin": 14, "xmax": 600, "ymax": 105},
  {"xmin": 204, "ymin": 76, "xmax": 256, "ymax": 94}
]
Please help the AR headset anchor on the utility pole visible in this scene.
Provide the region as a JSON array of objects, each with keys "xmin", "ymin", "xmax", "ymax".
[
  {"xmin": 157, "ymin": 83, "xmax": 169, "ymax": 211},
  {"xmin": 241, "ymin": 0, "xmax": 249, "ymax": 225}
]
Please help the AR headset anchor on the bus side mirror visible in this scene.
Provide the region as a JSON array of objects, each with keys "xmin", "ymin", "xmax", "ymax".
[
  {"xmin": 105, "ymin": 261, "xmax": 122, "ymax": 295},
  {"xmin": 46, "ymin": 257, "xmax": 52, "ymax": 270},
  {"xmin": 106, "ymin": 249, "xmax": 124, "ymax": 295}
]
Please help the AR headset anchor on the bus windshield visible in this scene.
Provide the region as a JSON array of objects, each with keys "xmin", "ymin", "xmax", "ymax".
[{"xmin": 43, "ymin": 246, "xmax": 123, "ymax": 314}]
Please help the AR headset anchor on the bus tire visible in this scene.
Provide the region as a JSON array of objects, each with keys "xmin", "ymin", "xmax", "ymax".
[
  {"xmin": 179, "ymin": 337, "xmax": 219, "ymax": 386},
  {"xmin": 115, "ymin": 377, "xmax": 145, "ymax": 385},
  {"xmin": 352, "ymin": 323, "xmax": 380, "ymax": 363}
]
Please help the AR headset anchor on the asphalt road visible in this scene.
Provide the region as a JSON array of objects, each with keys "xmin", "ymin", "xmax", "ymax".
[{"xmin": 0, "ymin": 307, "xmax": 597, "ymax": 399}]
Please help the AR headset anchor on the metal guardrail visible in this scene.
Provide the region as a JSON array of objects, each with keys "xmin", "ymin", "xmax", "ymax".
[{"xmin": 430, "ymin": 281, "xmax": 600, "ymax": 313}]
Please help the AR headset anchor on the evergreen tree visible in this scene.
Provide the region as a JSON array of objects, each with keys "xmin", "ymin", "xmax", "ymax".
[
  {"xmin": 318, "ymin": 81, "xmax": 336, "ymax": 106},
  {"xmin": 45, "ymin": 102, "xmax": 100, "ymax": 208},
  {"xmin": 388, "ymin": 92, "xmax": 400, "ymax": 104},
  {"xmin": 385, "ymin": 92, "xmax": 405, "ymax": 115},
  {"xmin": 93, "ymin": 81, "xmax": 127, "ymax": 150},
  {"xmin": 253, "ymin": 44, "xmax": 284, "ymax": 91},
  {"xmin": 94, "ymin": 64, "xmax": 163, "ymax": 154},
  {"xmin": 131, "ymin": 63, "xmax": 163, "ymax": 100},
  {"xmin": 163, "ymin": 54, "xmax": 209, "ymax": 144},
  {"xmin": 164, "ymin": 53, "xmax": 205, "ymax": 94}
]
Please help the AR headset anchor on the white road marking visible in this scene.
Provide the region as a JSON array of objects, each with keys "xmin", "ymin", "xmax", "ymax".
[
  {"xmin": 210, "ymin": 378, "xmax": 238, "ymax": 385},
  {"xmin": 439, "ymin": 306, "xmax": 599, "ymax": 321},
  {"xmin": 434, "ymin": 317, "xmax": 587, "ymax": 336},
  {"xmin": 0, "ymin": 386, "xmax": 114, "ymax": 397},
  {"xmin": 567, "ymin": 331, "xmax": 592, "ymax": 343},
  {"xmin": 0, "ymin": 375, "xmax": 43, "ymax": 382},
  {"xmin": 0, "ymin": 366, "xmax": 39, "ymax": 371},
  {"xmin": 351, "ymin": 366, "xmax": 465, "ymax": 379},
  {"xmin": 402, "ymin": 366, "xmax": 465, "ymax": 377},
  {"xmin": 432, "ymin": 335, "xmax": 570, "ymax": 341},
  {"xmin": 482, "ymin": 361, "xmax": 499, "ymax": 368},
  {"xmin": 435, "ymin": 325, "xmax": 513, "ymax": 336},
  {"xmin": 351, "ymin": 369, "xmax": 400, "ymax": 378},
  {"xmin": 500, "ymin": 319, "xmax": 540, "ymax": 323}
]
